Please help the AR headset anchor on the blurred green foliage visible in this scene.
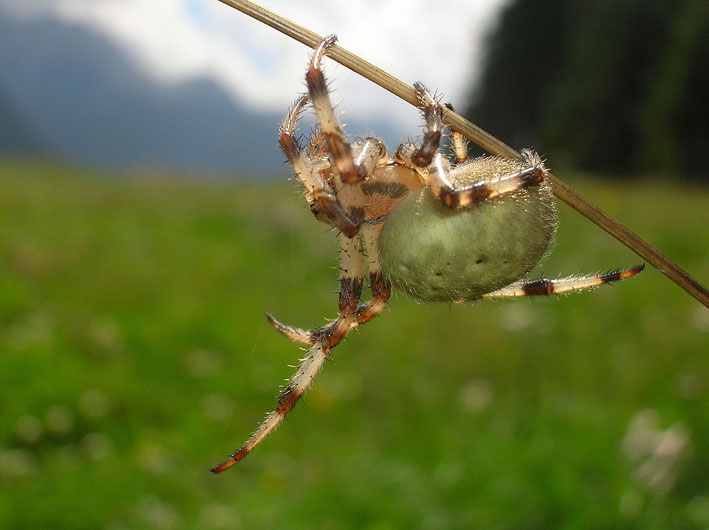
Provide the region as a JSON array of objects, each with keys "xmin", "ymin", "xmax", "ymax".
[
  {"xmin": 0, "ymin": 162, "xmax": 707, "ymax": 529},
  {"xmin": 466, "ymin": 0, "xmax": 709, "ymax": 180}
]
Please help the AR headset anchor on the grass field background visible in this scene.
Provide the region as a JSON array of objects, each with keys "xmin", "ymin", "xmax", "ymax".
[{"xmin": 0, "ymin": 161, "xmax": 707, "ymax": 529}]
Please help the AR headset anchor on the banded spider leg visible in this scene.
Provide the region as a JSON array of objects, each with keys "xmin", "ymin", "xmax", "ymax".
[
  {"xmin": 211, "ymin": 35, "xmax": 391, "ymax": 473},
  {"xmin": 410, "ymin": 83, "xmax": 644, "ymax": 300}
]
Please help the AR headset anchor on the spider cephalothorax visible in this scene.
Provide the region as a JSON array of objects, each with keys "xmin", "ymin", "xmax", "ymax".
[{"xmin": 211, "ymin": 35, "xmax": 643, "ymax": 473}]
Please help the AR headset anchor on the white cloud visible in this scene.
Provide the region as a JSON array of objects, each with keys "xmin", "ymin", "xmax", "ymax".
[{"xmin": 1, "ymin": 0, "xmax": 508, "ymax": 131}]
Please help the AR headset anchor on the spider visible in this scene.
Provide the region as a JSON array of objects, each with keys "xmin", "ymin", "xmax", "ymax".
[{"xmin": 211, "ymin": 35, "xmax": 643, "ymax": 473}]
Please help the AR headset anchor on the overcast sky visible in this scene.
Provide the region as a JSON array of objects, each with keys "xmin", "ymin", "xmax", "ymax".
[{"xmin": 1, "ymin": 0, "xmax": 508, "ymax": 132}]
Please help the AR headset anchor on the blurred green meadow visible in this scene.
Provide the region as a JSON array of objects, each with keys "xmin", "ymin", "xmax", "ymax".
[{"xmin": 0, "ymin": 161, "xmax": 707, "ymax": 529}]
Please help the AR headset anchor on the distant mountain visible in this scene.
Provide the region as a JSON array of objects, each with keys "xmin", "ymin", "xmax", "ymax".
[
  {"xmin": 0, "ymin": 12, "xmax": 402, "ymax": 175},
  {"xmin": 0, "ymin": 85, "xmax": 48, "ymax": 156},
  {"xmin": 0, "ymin": 12, "xmax": 288, "ymax": 174}
]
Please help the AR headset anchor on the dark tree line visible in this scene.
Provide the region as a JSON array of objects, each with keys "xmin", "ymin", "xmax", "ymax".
[{"xmin": 464, "ymin": 0, "xmax": 709, "ymax": 180}]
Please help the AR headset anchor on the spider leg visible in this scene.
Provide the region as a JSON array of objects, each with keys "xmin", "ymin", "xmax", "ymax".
[
  {"xmin": 278, "ymin": 94, "xmax": 362, "ymax": 237},
  {"xmin": 278, "ymin": 93, "xmax": 317, "ymax": 210},
  {"xmin": 411, "ymin": 84, "xmax": 545, "ymax": 208},
  {"xmin": 266, "ymin": 226, "xmax": 392, "ymax": 347},
  {"xmin": 267, "ymin": 225, "xmax": 392, "ymax": 345},
  {"xmin": 433, "ymin": 149, "xmax": 545, "ymax": 208},
  {"xmin": 392, "ymin": 141, "xmax": 434, "ymax": 181},
  {"xmin": 211, "ymin": 233, "xmax": 365, "ymax": 472},
  {"xmin": 265, "ymin": 313, "xmax": 317, "ymax": 345},
  {"xmin": 411, "ymin": 83, "xmax": 445, "ymax": 167},
  {"xmin": 481, "ymin": 265, "xmax": 645, "ymax": 299},
  {"xmin": 355, "ymin": 225, "xmax": 392, "ymax": 326},
  {"xmin": 306, "ymin": 35, "xmax": 369, "ymax": 185},
  {"xmin": 444, "ymin": 103, "xmax": 469, "ymax": 164},
  {"xmin": 286, "ymin": 36, "xmax": 386, "ymax": 237}
]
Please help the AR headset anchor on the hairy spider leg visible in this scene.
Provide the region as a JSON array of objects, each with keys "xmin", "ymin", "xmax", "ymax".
[
  {"xmin": 412, "ymin": 84, "xmax": 545, "ymax": 208},
  {"xmin": 443, "ymin": 103, "xmax": 469, "ymax": 164},
  {"xmin": 411, "ymin": 82, "xmax": 445, "ymax": 167},
  {"xmin": 266, "ymin": 36, "xmax": 393, "ymax": 348},
  {"xmin": 434, "ymin": 149, "xmax": 545, "ymax": 208},
  {"xmin": 278, "ymin": 94, "xmax": 317, "ymax": 208},
  {"xmin": 355, "ymin": 224, "xmax": 392, "ymax": 325},
  {"xmin": 278, "ymin": 94, "xmax": 361, "ymax": 237},
  {"xmin": 306, "ymin": 35, "xmax": 367, "ymax": 186},
  {"xmin": 265, "ymin": 313, "xmax": 317, "ymax": 345},
  {"xmin": 392, "ymin": 141, "xmax": 437, "ymax": 181},
  {"xmin": 211, "ymin": 233, "xmax": 365, "ymax": 473},
  {"xmin": 482, "ymin": 265, "xmax": 645, "ymax": 299},
  {"xmin": 300, "ymin": 35, "xmax": 389, "ymax": 238},
  {"xmin": 267, "ymin": 225, "xmax": 392, "ymax": 345}
]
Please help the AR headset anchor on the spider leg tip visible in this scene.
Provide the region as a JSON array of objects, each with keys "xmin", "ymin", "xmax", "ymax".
[
  {"xmin": 210, "ymin": 460, "xmax": 235, "ymax": 474},
  {"xmin": 211, "ymin": 446, "xmax": 250, "ymax": 474},
  {"xmin": 266, "ymin": 312, "xmax": 288, "ymax": 328},
  {"xmin": 624, "ymin": 263, "xmax": 646, "ymax": 278}
]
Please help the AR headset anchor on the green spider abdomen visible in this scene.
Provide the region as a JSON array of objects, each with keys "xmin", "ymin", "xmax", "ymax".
[{"xmin": 378, "ymin": 157, "xmax": 558, "ymax": 302}]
